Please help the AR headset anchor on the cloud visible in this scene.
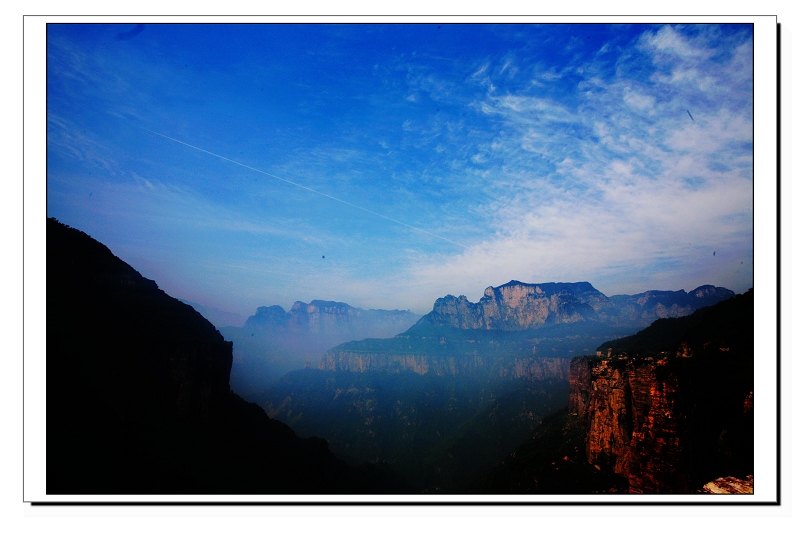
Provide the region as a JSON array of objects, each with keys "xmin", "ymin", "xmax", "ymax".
[
  {"xmin": 539, "ymin": 70, "xmax": 562, "ymax": 81},
  {"xmin": 394, "ymin": 25, "xmax": 754, "ymax": 301},
  {"xmin": 623, "ymin": 89, "xmax": 654, "ymax": 110},
  {"xmin": 47, "ymin": 114, "xmax": 118, "ymax": 173},
  {"xmin": 642, "ymin": 25, "xmax": 712, "ymax": 60}
]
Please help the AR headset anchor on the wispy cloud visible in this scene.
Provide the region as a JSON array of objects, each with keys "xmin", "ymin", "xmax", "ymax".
[{"xmin": 394, "ymin": 24, "xmax": 753, "ymax": 305}]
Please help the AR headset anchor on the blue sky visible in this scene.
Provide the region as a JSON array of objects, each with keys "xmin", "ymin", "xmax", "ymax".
[{"xmin": 47, "ymin": 24, "xmax": 754, "ymax": 317}]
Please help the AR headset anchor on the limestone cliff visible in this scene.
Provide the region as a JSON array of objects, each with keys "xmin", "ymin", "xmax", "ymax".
[
  {"xmin": 423, "ymin": 281, "xmax": 607, "ymax": 330},
  {"xmin": 419, "ymin": 281, "xmax": 734, "ymax": 331}
]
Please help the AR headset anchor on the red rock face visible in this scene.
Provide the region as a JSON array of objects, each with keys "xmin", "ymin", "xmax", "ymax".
[
  {"xmin": 625, "ymin": 365, "xmax": 689, "ymax": 493},
  {"xmin": 570, "ymin": 356, "xmax": 692, "ymax": 493},
  {"xmin": 566, "ymin": 290, "xmax": 753, "ymax": 494}
]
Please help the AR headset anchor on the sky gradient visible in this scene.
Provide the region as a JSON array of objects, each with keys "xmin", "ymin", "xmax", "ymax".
[{"xmin": 46, "ymin": 23, "xmax": 754, "ymax": 318}]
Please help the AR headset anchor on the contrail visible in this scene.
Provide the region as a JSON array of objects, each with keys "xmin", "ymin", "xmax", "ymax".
[{"xmin": 132, "ymin": 125, "xmax": 466, "ymax": 249}]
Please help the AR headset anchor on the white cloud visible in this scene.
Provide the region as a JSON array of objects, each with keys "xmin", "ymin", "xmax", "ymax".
[
  {"xmin": 540, "ymin": 70, "xmax": 562, "ymax": 81},
  {"xmin": 390, "ymin": 25, "xmax": 754, "ymax": 302},
  {"xmin": 642, "ymin": 25, "xmax": 713, "ymax": 60},
  {"xmin": 622, "ymin": 89, "xmax": 654, "ymax": 110}
]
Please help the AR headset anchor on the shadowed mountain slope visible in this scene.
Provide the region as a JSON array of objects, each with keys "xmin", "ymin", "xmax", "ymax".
[{"xmin": 46, "ymin": 218, "xmax": 405, "ymax": 494}]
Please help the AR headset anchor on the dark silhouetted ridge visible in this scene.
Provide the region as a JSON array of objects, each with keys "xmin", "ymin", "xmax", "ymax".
[{"xmin": 46, "ymin": 218, "xmax": 407, "ymax": 494}]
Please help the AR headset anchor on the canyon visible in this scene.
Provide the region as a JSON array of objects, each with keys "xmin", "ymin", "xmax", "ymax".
[{"xmin": 46, "ymin": 217, "xmax": 750, "ymax": 495}]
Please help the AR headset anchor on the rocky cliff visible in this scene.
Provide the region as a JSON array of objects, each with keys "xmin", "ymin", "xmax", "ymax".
[
  {"xmin": 570, "ymin": 356, "xmax": 690, "ymax": 492},
  {"xmin": 567, "ymin": 290, "xmax": 754, "ymax": 493},
  {"xmin": 46, "ymin": 218, "xmax": 403, "ymax": 494},
  {"xmin": 422, "ymin": 281, "xmax": 607, "ymax": 330},
  {"xmin": 419, "ymin": 281, "xmax": 734, "ymax": 331}
]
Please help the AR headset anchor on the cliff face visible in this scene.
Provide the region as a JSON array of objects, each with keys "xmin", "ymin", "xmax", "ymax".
[
  {"xmin": 424, "ymin": 281, "xmax": 606, "ymax": 330},
  {"xmin": 319, "ymin": 352, "xmax": 571, "ymax": 381},
  {"xmin": 420, "ymin": 281, "xmax": 733, "ymax": 331},
  {"xmin": 566, "ymin": 290, "xmax": 754, "ymax": 493},
  {"xmin": 570, "ymin": 356, "xmax": 689, "ymax": 493}
]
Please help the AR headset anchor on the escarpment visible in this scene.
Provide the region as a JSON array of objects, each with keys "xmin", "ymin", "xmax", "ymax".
[{"xmin": 567, "ymin": 290, "xmax": 754, "ymax": 493}]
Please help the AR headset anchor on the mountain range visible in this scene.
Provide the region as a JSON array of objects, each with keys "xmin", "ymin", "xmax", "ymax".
[
  {"xmin": 421, "ymin": 280, "xmax": 734, "ymax": 331},
  {"xmin": 45, "ymin": 216, "xmax": 746, "ymax": 495},
  {"xmin": 319, "ymin": 280, "xmax": 734, "ymax": 376}
]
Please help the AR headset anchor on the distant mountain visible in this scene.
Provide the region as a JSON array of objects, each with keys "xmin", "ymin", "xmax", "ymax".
[
  {"xmin": 46, "ymin": 218, "xmax": 405, "ymax": 494},
  {"xmin": 179, "ymin": 299, "xmax": 245, "ymax": 328},
  {"xmin": 322, "ymin": 281, "xmax": 734, "ymax": 374},
  {"xmin": 607, "ymin": 285, "xmax": 736, "ymax": 327},
  {"xmin": 419, "ymin": 280, "xmax": 735, "ymax": 331},
  {"xmin": 421, "ymin": 281, "xmax": 610, "ymax": 330},
  {"xmin": 220, "ymin": 300, "xmax": 420, "ymax": 397},
  {"xmin": 244, "ymin": 300, "xmax": 419, "ymax": 341}
]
